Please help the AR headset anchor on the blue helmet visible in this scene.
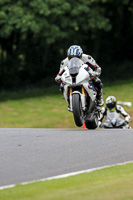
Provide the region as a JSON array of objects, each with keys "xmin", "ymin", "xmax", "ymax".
[{"xmin": 67, "ymin": 45, "xmax": 83, "ymax": 59}]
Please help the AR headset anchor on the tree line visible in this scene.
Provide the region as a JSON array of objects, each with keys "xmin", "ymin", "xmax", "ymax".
[{"xmin": 0, "ymin": 0, "xmax": 132, "ymax": 89}]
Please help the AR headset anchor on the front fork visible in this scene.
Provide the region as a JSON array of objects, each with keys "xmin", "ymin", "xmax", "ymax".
[{"xmin": 81, "ymin": 87, "xmax": 85, "ymax": 96}]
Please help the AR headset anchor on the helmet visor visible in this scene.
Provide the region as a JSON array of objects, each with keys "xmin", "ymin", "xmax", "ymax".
[{"xmin": 106, "ymin": 102, "xmax": 116, "ymax": 110}]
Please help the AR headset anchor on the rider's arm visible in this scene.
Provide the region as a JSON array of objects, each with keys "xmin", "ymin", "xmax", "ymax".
[
  {"xmin": 99, "ymin": 107, "xmax": 106, "ymax": 121},
  {"xmin": 82, "ymin": 54, "xmax": 101, "ymax": 77},
  {"xmin": 55, "ymin": 58, "xmax": 68, "ymax": 83},
  {"xmin": 98, "ymin": 107, "xmax": 106, "ymax": 127},
  {"xmin": 116, "ymin": 105, "xmax": 131, "ymax": 123},
  {"xmin": 57, "ymin": 60, "xmax": 65, "ymax": 75},
  {"xmin": 55, "ymin": 66, "xmax": 63, "ymax": 83}
]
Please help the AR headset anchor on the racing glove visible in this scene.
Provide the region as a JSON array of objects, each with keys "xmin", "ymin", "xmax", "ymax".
[
  {"xmin": 55, "ymin": 75, "xmax": 62, "ymax": 83},
  {"xmin": 89, "ymin": 71, "xmax": 99, "ymax": 77}
]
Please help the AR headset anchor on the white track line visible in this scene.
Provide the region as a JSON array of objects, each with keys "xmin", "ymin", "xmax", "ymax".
[{"xmin": 0, "ymin": 160, "xmax": 133, "ymax": 190}]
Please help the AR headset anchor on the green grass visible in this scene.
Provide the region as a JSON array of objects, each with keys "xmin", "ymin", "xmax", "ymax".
[
  {"xmin": 0, "ymin": 86, "xmax": 77, "ymax": 128},
  {"xmin": 0, "ymin": 163, "xmax": 133, "ymax": 200},
  {"xmin": 0, "ymin": 80, "xmax": 133, "ymax": 128},
  {"xmin": 0, "ymin": 94, "xmax": 74, "ymax": 128}
]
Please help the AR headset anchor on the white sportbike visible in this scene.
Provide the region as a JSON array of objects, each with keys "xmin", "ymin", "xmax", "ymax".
[
  {"xmin": 59, "ymin": 57, "xmax": 100, "ymax": 129},
  {"xmin": 101, "ymin": 111, "xmax": 131, "ymax": 129}
]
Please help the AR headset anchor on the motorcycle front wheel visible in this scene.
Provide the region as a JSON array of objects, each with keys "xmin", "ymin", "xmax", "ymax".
[{"xmin": 72, "ymin": 93, "xmax": 84, "ymax": 127}]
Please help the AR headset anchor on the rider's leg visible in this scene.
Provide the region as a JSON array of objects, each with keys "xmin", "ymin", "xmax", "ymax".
[
  {"xmin": 59, "ymin": 83, "xmax": 64, "ymax": 93},
  {"xmin": 92, "ymin": 77, "xmax": 104, "ymax": 107},
  {"xmin": 59, "ymin": 83, "xmax": 72, "ymax": 111}
]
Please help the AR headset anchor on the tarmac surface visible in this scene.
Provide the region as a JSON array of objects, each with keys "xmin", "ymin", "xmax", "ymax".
[{"xmin": 0, "ymin": 128, "xmax": 133, "ymax": 187}]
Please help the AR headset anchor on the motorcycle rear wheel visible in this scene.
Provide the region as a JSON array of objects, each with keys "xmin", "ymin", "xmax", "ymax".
[
  {"xmin": 85, "ymin": 114, "xmax": 98, "ymax": 129},
  {"xmin": 72, "ymin": 94, "xmax": 83, "ymax": 127}
]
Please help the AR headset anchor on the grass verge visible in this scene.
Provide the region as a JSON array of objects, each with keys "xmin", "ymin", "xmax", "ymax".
[
  {"xmin": 0, "ymin": 80, "xmax": 133, "ymax": 128},
  {"xmin": 0, "ymin": 163, "xmax": 133, "ymax": 200},
  {"xmin": 0, "ymin": 86, "xmax": 77, "ymax": 128}
]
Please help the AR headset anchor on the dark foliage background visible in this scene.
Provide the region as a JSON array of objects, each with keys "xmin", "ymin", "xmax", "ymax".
[{"xmin": 0, "ymin": 0, "xmax": 133, "ymax": 90}]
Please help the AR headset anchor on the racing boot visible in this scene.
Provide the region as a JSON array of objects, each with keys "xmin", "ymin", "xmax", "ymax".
[
  {"xmin": 97, "ymin": 89, "xmax": 104, "ymax": 107},
  {"xmin": 68, "ymin": 105, "xmax": 72, "ymax": 112}
]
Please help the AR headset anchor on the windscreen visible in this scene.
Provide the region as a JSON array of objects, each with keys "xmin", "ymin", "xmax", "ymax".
[{"xmin": 68, "ymin": 57, "xmax": 82, "ymax": 76}]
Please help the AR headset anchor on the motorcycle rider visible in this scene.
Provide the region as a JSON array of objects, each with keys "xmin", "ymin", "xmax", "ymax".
[
  {"xmin": 55, "ymin": 45, "xmax": 104, "ymax": 107},
  {"xmin": 98, "ymin": 96, "xmax": 131, "ymax": 128}
]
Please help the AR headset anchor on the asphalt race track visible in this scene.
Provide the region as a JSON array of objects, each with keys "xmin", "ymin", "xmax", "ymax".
[{"xmin": 0, "ymin": 128, "xmax": 133, "ymax": 187}]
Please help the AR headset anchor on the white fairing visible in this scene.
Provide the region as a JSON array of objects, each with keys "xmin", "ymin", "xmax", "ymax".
[
  {"xmin": 61, "ymin": 58, "xmax": 97, "ymax": 111},
  {"xmin": 103, "ymin": 111, "xmax": 126, "ymax": 128}
]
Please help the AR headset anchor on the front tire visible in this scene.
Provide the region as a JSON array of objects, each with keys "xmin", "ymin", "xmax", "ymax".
[{"xmin": 72, "ymin": 94, "xmax": 83, "ymax": 127}]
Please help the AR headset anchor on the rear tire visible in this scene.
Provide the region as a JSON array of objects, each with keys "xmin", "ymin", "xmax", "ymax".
[
  {"xmin": 72, "ymin": 94, "xmax": 83, "ymax": 127},
  {"xmin": 85, "ymin": 114, "xmax": 98, "ymax": 129}
]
